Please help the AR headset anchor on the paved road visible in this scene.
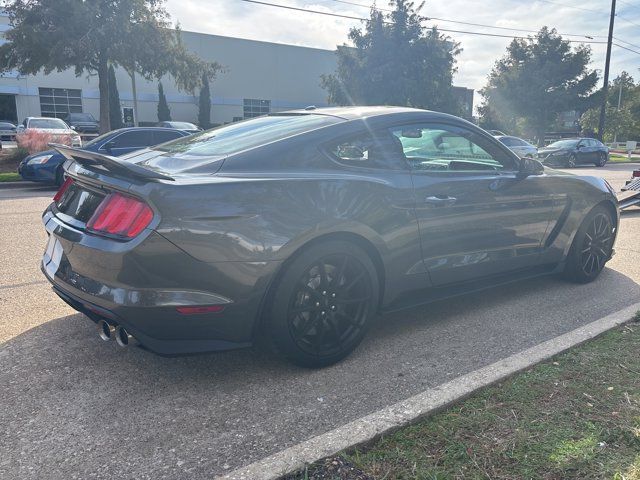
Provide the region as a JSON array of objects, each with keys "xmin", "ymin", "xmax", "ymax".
[{"xmin": 1, "ymin": 165, "xmax": 639, "ymax": 480}]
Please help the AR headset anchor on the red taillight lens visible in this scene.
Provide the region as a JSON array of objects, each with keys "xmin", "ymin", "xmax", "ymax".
[
  {"xmin": 633, "ymin": 170, "xmax": 640, "ymax": 178},
  {"xmin": 87, "ymin": 192, "xmax": 153, "ymax": 238},
  {"xmin": 53, "ymin": 176, "xmax": 73, "ymax": 203}
]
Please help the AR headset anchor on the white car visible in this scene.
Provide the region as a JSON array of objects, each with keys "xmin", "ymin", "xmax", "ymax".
[
  {"xmin": 494, "ymin": 135, "xmax": 538, "ymax": 159},
  {"xmin": 17, "ymin": 117, "xmax": 82, "ymax": 147}
]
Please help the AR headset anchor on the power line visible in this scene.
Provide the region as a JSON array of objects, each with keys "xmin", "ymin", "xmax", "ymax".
[
  {"xmin": 613, "ymin": 42, "xmax": 640, "ymax": 54},
  {"xmin": 327, "ymin": 0, "xmax": 607, "ymax": 38},
  {"xmin": 614, "ymin": 35, "xmax": 640, "ymax": 49},
  {"xmin": 238, "ymin": 0, "xmax": 608, "ymax": 44},
  {"xmin": 615, "ymin": 14, "xmax": 640, "ymax": 27},
  {"xmin": 617, "ymin": 0, "xmax": 639, "ymax": 9},
  {"xmin": 535, "ymin": 0, "xmax": 603, "ymax": 14}
]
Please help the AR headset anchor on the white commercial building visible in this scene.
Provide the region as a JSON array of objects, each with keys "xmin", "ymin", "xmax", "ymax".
[{"xmin": 0, "ymin": 12, "xmax": 337, "ymax": 125}]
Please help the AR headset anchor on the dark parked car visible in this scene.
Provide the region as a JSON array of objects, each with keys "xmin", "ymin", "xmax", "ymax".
[
  {"xmin": 156, "ymin": 121, "xmax": 202, "ymax": 134},
  {"xmin": 0, "ymin": 121, "xmax": 17, "ymax": 141},
  {"xmin": 19, "ymin": 127, "xmax": 190, "ymax": 185},
  {"xmin": 43, "ymin": 107, "xmax": 619, "ymax": 367},
  {"xmin": 64, "ymin": 113, "xmax": 100, "ymax": 134},
  {"xmin": 538, "ymin": 138, "xmax": 609, "ymax": 168}
]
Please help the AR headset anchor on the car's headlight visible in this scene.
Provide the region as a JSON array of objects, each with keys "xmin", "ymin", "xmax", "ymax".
[{"xmin": 28, "ymin": 154, "xmax": 53, "ymax": 165}]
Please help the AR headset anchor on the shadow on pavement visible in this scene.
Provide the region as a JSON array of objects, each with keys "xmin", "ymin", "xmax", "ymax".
[{"xmin": 2, "ymin": 268, "xmax": 639, "ymax": 479}]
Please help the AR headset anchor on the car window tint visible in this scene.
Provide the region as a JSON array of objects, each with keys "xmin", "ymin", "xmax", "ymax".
[
  {"xmin": 113, "ymin": 131, "xmax": 152, "ymax": 148},
  {"xmin": 330, "ymin": 132, "xmax": 408, "ymax": 170},
  {"xmin": 153, "ymin": 130, "xmax": 185, "ymax": 145},
  {"xmin": 390, "ymin": 124, "xmax": 516, "ymax": 172},
  {"xmin": 499, "ymin": 137, "xmax": 516, "ymax": 147},
  {"xmin": 513, "ymin": 138, "xmax": 528, "ymax": 147}
]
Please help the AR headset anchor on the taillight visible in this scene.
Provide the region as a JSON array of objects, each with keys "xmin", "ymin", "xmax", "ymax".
[
  {"xmin": 87, "ymin": 192, "xmax": 153, "ymax": 238},
  {"xmin": 633, "ymin": 170, "xmax": 640, "ymax": 178},
  {"xmin": 53, "ymin": 177, "xmax": 73, "ymax": 203}
]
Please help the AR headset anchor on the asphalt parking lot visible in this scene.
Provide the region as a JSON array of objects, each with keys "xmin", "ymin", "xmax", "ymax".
[{"xmin": 1, "ymin": 163, "xmax": 639, "ymax": 480}]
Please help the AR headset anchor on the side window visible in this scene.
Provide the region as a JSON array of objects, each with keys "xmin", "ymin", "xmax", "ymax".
[
  {"xmin": 330, "ymin": 132, "xmax": 407, "ymax": 170},
  {"xmin": 153, "ymin": 130, "xmax": 184, "ymax": 145},
  {"xmin": 111, "ymin": 131, "xmax": 152, "ymax": 148},
  {"xmin": 390, "ymin": 124, "xmax": 516, "ymax": 173},
  {"xmin": 501, "ymin": 137, "xmax": 517, "ymax": 147}
]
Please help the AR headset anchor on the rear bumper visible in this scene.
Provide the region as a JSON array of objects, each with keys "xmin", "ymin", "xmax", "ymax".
[{"xmin": 41, "ymin": 208, "xmax": 281, "ymax": 354}]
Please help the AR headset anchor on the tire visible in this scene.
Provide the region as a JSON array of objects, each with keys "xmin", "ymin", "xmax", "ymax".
[
  {"xmin": 567, "ymin": 154, "xmax": 577, "ymax": 168},
  {"xmin": 563, "ymin": 205, "xmax": 615, "ymax": 283},
  {"xmin": 54, "ymin": 166, "xmax": 65, "ymax": 187},
  {"xmin": 267, "ymin": 240, "xmax": 379, "ymax": 368},
  {"xmin": 595, "ymin": 152, "xmax": 607, "ymax": 167}
]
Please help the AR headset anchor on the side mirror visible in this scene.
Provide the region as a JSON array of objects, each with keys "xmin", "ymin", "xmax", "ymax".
[
  {"xmin": 103, "ymin": 141, "xmax": 116, "ymax": 153},
  {"xmin": 518, "ymin": 157, "xmax": 544, "ymax": 178}
]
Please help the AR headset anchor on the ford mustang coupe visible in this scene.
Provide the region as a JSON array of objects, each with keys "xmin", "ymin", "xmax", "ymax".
[{"xmin": 42, "ymin": 107, "xmax": 619, "ymax": 367}]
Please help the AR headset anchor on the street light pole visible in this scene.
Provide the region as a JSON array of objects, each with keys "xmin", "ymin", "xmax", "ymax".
[{"xmin": 597, "ymin": 0, "xmax": 616, "ymax": 142}]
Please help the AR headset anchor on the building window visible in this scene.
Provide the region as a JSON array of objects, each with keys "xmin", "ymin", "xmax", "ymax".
[
  {"xmin": 39, "ymin": 88, "xmax": 83, "ymax": 119},
  {"xmin": 243, "ymin": 98, "xmax": 270, "ymax": 119}
]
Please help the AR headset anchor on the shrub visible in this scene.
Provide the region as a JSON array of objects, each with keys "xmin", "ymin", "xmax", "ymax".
[{"xmin": 16, "ymin": 129, "xmax": 71, "ymax": 154}]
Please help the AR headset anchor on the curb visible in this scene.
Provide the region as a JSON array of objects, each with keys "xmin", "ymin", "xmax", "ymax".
[
  {"xmin": 221, "ymin": 302, "xmax": 640, "ymax": 480},
  {"xmin": 0, "ymin": 180, "xmax": 30, "ymax": 189}
]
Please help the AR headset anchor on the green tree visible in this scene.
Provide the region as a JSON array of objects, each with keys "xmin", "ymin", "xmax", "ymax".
[
  {"xmin": 321, "ymin": 0, "xmax": 461, "ymax": 113},
  {"xmin": 198, "ymin": 73, "xmax": 211, "ymax": 129},
  {"xmin": 157, "ymin": 82, "xmax": 171, "ymax": 122},
  {"xmin": 0, "ymin": 0, "xmax": 220, "ymax": 132},
  {"xmin": 580, "ymin": 72, "xmax": 640, "ymax": 141},
  {"xmin": 479, "ymin": 27, "xmax": 598, "ymax": 144},
  {"xmin": 108, "ymin": 65, "xmax": 124, "ymax": 129}
]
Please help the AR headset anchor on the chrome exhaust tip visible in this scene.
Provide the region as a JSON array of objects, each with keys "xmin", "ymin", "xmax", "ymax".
[
  {"xmin": 97, "ymin": 319, "xmax": 115, "ymax": 341},
  {"xmin": 115, "ymin": 325, "xmax": 138, "ymax": 347}
]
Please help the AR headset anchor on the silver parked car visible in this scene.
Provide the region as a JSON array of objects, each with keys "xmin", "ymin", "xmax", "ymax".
[{"xmin": 495, "ymin": 135, "xmax": 538, "ymax": 158}]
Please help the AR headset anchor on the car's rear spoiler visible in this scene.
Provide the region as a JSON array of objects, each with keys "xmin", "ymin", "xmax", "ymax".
[{"xmin": 50, "ymin": 143, "xmax": 174, "ymax": 181}]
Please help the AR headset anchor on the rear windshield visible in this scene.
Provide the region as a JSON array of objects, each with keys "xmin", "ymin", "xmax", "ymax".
[
  {"xmin": 30, "ymin": 118, "xmax": 68, "ymax": 129},
  {"xmin": 153, "ymin": 114, "xmax": 342, "ymax": 157}
]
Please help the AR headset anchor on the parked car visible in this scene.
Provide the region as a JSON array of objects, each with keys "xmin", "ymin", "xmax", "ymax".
[
  {"xmin": 43, "ymin": 107, "xmax": 619, "ymax": 367},
  {"xmin": 538, "ymin": 138, "xmax": 609, "ymax": 167},
  {"xmin": 0, "ymin": 121, "xmax": 17, "ymax": 141},
  {"xmin": 18, "ymin": 127, "xmax": 190, "ymax": 185},
  {"xmin": 63, "ymin": 112, "xmax": 99, "ymax": 134},
  {"xmin": 494, "ymin": 135, "xmax": 538, "ymax": 158},
  {"xmin": 17, "ymin": 117, "xmax": 82, "ymax": 147},
  {"xmin": 156, "ymin": 121, "xmax": 202, "ymax": 134}
]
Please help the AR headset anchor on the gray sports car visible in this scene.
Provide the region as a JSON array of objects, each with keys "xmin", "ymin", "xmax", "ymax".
[{"xmin": 42, "ymin": 107, "xmax": 619, "ymax": 367}]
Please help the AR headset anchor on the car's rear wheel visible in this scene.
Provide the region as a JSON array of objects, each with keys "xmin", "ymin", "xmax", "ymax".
[
  {"xmin": 563, "ymin": 206, "xmax": 615, "ymax": 283},
  {"xmin": 267, "ymin": 240, "xmax": 379, "ymax": 368},
  {"xmin": 595, "ymin": 152, "xmax": 607, "ymax": 167},
  {"xmin": 567, "ymin": 154, "xmax": 577, "ymax": 168}
]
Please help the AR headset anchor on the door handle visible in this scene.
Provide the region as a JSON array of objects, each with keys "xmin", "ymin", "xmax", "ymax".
[{"xmin": 425, "ymin": 195, "xmax": 457, "ymax": 206}]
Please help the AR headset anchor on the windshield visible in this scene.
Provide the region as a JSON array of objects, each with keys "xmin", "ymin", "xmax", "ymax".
[
  {"xmin": 547, "ymin": 139, "xmax": 579, "ymax": 148},
  {"xmin": 69, "ymin": 113, "xmax": 96, "ymax": 122},
  {"xmin": 29, "ymin": 118, "xmax": 69, "ymax": 129},
  {"xmin": 153, "ymin": 114, "xmax": 343, "ymax": 157}
]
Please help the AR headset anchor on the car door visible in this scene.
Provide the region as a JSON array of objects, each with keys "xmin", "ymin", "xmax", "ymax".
[
  {"xmin": 100, "ymin": 130, "xmax": 152, "ymax": 156},
  {"xmin": 576, "ymin": 139, "xmax": 593, "ymax": 164},
  {"xmin": 390, "ymin": 122, "xmax": 556, "ymax": 286}
]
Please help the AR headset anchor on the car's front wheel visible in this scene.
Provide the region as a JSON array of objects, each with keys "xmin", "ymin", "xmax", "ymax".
[
  {"xmin": 567, "ymin": 154, "xmax": 577, "ymax": 168},
  {"xmin": 563, "ymin": 205, "xmax": 615, "ymax": 283},
  {"xmin": 267, "ymin": 240, "xmax": 379, "ymax": 368}
]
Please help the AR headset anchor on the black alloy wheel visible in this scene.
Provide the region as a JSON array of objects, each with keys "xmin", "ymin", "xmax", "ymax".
[
  {"xmin": 564, "ymin": 206, "xmax": 614, "ymax": 283},
  {"xmin": 567, "ymin": 154, "xmax": 577, "ymax": 168},
  {"xmin": 596, "ymin": 152, "xmax": 607, "ymax": 167},
  {"xmin": 268, "ymin": 240, "xmax": 379, "ymax": 368}
]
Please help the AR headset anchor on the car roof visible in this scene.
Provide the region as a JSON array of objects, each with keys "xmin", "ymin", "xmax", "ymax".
[
  {"xmin": 279, "ymin": 105, "xmax": 428, "ymax": 120},
  {"xmin": 107, "ymin": 127, "xmax": 191, "ymax": 134}
]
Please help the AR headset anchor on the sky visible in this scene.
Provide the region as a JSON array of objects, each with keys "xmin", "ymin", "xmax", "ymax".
[{"xmin": 165, "ymin": 0, "xmax": 639, "ymax": 94}]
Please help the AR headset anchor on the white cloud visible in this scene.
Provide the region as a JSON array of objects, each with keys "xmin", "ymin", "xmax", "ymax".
[{"xmin": 166, "ymin": 0, "xmax": 640, "ymax": 93}]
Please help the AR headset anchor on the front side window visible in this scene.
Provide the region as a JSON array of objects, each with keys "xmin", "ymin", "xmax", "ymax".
[{"xmin": 390, "ymin": 124, "xmax": 516, "ymax": 172}]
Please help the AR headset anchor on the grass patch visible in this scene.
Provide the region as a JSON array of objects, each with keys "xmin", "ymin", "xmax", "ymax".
[
  {"xmin": 610, "ymin": 154, "xmax": 640, "ymax": 163},
  {"xmin": 286, "ymin": 317, "xmax": 640, "ymax": 480},
  {"xmin": 0, "ymin": 172, "xmax": 20, "ymax": 182}
]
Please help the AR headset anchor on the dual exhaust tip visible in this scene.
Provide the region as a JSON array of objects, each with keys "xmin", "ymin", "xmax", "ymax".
[{"xmin": 97, "ymin": 319, "xmax": 138, "ymax": 347}]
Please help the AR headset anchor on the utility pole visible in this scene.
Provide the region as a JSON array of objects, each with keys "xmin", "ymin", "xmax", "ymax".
[{"xmin": 597, "ymin": 0, "xmax": 616, "ymax": 142}]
